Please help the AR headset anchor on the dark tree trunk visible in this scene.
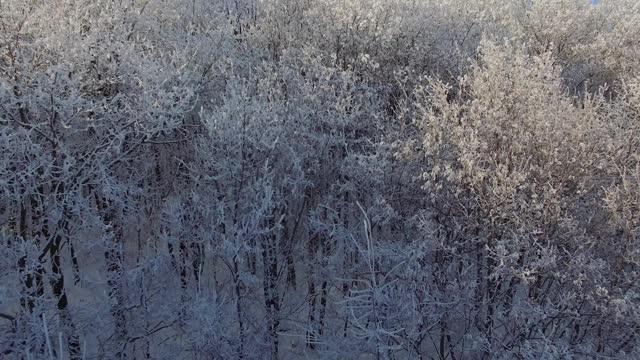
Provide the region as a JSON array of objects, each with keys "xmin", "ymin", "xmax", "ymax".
[
  {"xmin": 261, "ymin": 216, "xmax": 280, "ymax": 360},
  {"xmin": 96, "ymin": 195, "xmax": 128, "ymax": 358},
  {"xmin": 318, "ymin": 230, "xmax": 333, "ymax": 337},
  {"xmin": 306, "ymin": 232, "xmax": 319, "ymax": 349},
  {"xmin": 45, "ymin": 203, "xmax": 81, "ymax": 359},
  {"xmin": 233, "ymin": 258, "xmax": 246, "ymax": 360},
  {"xmin": 18, "ymin": 200, "xmax": 35, "ymax": 313}
]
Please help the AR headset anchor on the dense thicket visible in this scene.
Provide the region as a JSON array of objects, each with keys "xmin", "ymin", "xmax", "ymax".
[{"xmin": 2, "ymin": 0, "xmax": 640, "ymax": 358}]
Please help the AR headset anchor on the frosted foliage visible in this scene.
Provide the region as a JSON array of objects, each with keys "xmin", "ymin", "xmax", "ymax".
[{"xmin": 1, "ymin": 0, "xmax": 640, "ymax": 359}]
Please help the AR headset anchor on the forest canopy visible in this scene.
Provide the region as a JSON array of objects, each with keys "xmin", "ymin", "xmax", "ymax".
[{"xmin": 2, "ymin": 0, "xmax": 640, "ymax": 358}]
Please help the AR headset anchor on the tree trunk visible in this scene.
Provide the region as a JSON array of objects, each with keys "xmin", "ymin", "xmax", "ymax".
[
  {"xmin": 45, "ymin": 202, "xmax": 81, "ymax": 359},
  {"xmin": 233, "ymin": 257, "xmax": 246, "ymax": 359},
  {"xmin": 261, "ymin": 216, "xmax": 280, "ymax": 359},
  {"xmin": 96, "ymin": 195, "xmax": 128, "ymax": 358},
  {"xmin": 306, "ymin": 232, "xmax": 319, "ymax": 349}
]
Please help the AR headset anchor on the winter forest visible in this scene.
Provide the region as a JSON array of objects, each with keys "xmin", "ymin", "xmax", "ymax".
[{"xmin": 2, "ymin": 0, "xmax": 640, "ymax": 359}]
